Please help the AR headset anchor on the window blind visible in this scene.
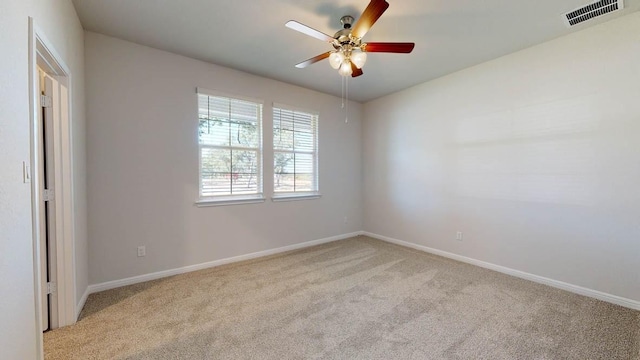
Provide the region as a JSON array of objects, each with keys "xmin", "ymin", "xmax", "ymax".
[
  {"xmin": 273, "ymin": 105, "xmax": 318, "ymax": 193},
  {"xmin": 198, "ymin": 92, "xmax": 263, "ymax": 198}
]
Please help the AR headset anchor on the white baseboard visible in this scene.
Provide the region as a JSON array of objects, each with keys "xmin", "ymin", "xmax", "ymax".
[
  {"xmin": 87, "ymin": 232, "xmax": 361, "ymax": 295},
  {"xmin": 84, "ymin": 230, "xmax": 639, "ymax": 311},
  {"xmin": 76, "ymin": 286, "xmax": 90, "ymax": 320},
  {"xmin": 362, "ymin": 231, "xmax": 640, "ymax": 311}
]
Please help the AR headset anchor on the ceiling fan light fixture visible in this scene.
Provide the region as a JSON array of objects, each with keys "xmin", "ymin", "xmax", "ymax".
[
  {"xmin": 329, "ymin": 51, "xmax": 345, "ymax": 70},
  {"xmin": 339, "ymin": 60, "xmax": 353, "ymax": 76},
  {"xmin": 351, "ymin": 50, "xmax": 367, "ymax": 69}
]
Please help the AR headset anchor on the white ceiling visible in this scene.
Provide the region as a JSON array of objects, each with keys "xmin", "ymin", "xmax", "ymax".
[{"xmin": 72, "ymin": 0, "xmax": 639, "ymax": 102}]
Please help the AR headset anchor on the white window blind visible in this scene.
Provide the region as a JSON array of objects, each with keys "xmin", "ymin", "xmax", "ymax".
[
  {"xmin": 198, "ymin": 91, "xmax": 263, "ymax": 199},
  {"xmin": 273, "ymin": 105, "xmax": 319, "ymax": 194}
]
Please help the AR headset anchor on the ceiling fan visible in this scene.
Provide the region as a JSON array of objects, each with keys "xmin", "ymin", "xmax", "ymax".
[{"xmin": 286, "ymin": 0, "xmax": 415, "ymax": 78}]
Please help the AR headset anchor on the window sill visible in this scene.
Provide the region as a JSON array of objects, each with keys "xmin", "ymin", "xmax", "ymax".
[
  {"xmin": 271, "ymin": 193, "xmax": 322, "ymax": 202},
  {"xmin": 196, "ymin": 195, "xmax": 265, "ymax": 207}
]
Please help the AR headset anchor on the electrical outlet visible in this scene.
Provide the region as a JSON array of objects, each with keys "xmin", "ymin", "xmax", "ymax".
[
  {"xmin": 456, "ymin": 231, "xmax": 463, "ymax": 241},
  {"xmin": 137, "ymin": 246, "xmax": 146, "ymax": 257}
]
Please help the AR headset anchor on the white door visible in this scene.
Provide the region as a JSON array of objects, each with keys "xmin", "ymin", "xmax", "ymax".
[{"xmin": 38, "ymin": 69, "xmax": 59, "ymax": 331}]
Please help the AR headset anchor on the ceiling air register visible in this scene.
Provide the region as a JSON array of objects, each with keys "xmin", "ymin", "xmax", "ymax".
[{"xmin": 564, "ymin": 0, "xmax": 624, "ymax": 27}]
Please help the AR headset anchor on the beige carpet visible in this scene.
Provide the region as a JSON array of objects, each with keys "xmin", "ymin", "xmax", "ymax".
[{"xmin": 45, "ymin": 236, "xmax": 640, "ymax": 359}]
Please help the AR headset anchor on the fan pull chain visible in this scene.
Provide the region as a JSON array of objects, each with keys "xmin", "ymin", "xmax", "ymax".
[
  {"xmin": 345, "ymin": 76, "xmax": 349, "ymax": 123},
  {"xmin": 341, "ymin": 76, "xmax": 345, "ymax": 109}
]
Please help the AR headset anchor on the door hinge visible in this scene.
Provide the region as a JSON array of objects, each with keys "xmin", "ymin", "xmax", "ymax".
[
  {"xmin": 43, "ymin": 189, "xmax": 54, "ymax": 201},
  {"xmin": 46, "ymin": 282, "xmax": 57, "ymax": 294},
  {"xmin": 40, "ymin": 94, "xmax": 52, "ymax": 108}
]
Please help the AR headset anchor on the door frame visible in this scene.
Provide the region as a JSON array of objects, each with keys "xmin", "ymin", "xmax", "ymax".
[{"xmin": 28, "ymin": 16, "xmax": 77, "ymax": 354}]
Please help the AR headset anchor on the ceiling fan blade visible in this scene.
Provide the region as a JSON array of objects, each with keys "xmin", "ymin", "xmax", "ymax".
[
  {"xmin": 363, "ymin": 42, "xmax": 415, "ymax": 53},
  {"xmin": 351, "ymin": 62, "xmax": 364, "ymax": 78},
  {"xmin": 286, "ymin": 21, "xmax": 335, "ymax": 43},
  {"xmin": 295, "ymin": 52, "xmax": 332, "ymax": 68},
  {"xmin": 351, "ymin": 0, "xmax": 390, "ymax": 39}
]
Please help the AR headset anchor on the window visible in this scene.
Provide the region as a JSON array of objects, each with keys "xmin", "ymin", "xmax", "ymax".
[
  {"xmin": 272, "ymin": 104, "xmax": 319, "ymax": 197},
  {"xmin": 197, "ymin": 89, "xmax": 263, "ymax": 203}
]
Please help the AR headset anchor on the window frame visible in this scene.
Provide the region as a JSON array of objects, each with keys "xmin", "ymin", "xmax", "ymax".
[
  {"xmin": 196, "ymin": 88, "xmax": 265, "ymax": 207},
  {"xmin": 271, "ymin": 103, "xmax": 320, "ymax": 201}
]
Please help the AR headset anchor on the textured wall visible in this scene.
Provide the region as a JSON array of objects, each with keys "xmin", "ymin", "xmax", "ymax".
[
  {"xmin": 363, "ymin": 13, "xmax": 640, "ymax": 302},
  {"xmin": 84, "ymin": 32, "xmax": 363, "ymax": 284},
  {"xmin": 0, "ymin": 0, "xmax": 86, "ymax": 358}
]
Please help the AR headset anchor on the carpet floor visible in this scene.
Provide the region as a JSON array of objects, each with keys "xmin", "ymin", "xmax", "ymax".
[{"xmin": 44, "ymin": 236, "xmax": 640, "ymax": 359}]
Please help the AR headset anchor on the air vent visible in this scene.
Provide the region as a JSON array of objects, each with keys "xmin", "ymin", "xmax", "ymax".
[{"xmin": 564, "ymin": 0, "xmax": 624, "ymax": 27}]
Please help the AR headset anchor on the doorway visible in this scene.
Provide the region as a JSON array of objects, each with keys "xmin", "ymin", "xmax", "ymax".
[{"xmin": 29, "ymin": 18, "xmax": 77, "ymax": 343}]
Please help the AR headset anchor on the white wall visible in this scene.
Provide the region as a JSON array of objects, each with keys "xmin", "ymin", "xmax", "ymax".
[
  {"xmin": 85, "ymin": 32, "xmax": 363, "ymax": 285},
  {"xmin": 363, "ymin": 13, "xmax": 640, "ymax": 302},
  {"xmin": 0, "ymin": 0, "xmax": 86, "ymax": 358}
]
